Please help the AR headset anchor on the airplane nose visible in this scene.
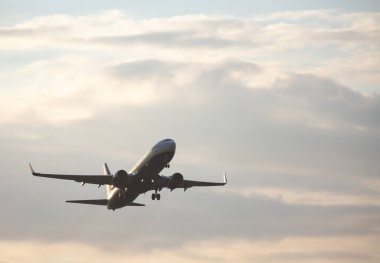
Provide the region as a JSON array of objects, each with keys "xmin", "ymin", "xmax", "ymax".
[
  {"xmin": 152, "ymin": 139, "xmax": 176, "ymax": 153},
  {"xmin": 168, "ymin": 140, "xmax": 176, "ymax": 152},
  {"xmin": 163, "ymin": 139, "xmax": 176, "ymax": 151}
]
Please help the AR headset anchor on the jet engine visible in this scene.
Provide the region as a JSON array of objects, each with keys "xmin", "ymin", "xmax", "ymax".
[
  {"xmin": 112, "ymin": 170, "xmax": 128, "ymax": 188},
  {"xmin": 169, "ymin": 172, "xmax": 183, "ymax": 189}
]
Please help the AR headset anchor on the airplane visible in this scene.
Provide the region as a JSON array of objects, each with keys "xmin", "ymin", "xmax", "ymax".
[{"xmin": 29, "ymin": 139, "xmax": 227, "ymax": 210}]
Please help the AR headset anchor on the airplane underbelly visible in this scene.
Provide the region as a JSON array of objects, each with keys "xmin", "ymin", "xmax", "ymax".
[{"xmin": 107, "ymin": 188, "xmax": 139, "ymax": 209}]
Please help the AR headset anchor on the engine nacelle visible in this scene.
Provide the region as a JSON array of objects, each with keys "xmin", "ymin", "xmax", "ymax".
[
  {"xmin": 112, "ymin": 170, "xmax": 128, "ymax": 188},
  {"xmin": 169, "ymin": 172, "xmax": 183, "ymax": 189}
]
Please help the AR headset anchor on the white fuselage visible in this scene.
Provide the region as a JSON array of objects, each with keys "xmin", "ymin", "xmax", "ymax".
[{"xmin": 129, "ymin": 139, "xmax": 176, "ymax": 175}]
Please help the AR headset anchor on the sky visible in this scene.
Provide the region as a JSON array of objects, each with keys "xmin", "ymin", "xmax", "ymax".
[{"xmin": 0, "ymin": 1, "xmax": 380, "ymax": 262}]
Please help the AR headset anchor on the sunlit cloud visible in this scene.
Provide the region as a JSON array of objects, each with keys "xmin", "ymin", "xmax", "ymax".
[
  {"xmin": 1, "ymin": 10, "xmax": 379, "ymax": 87},
  {"xmin": 1, "ymin": 235, "xmax": 379, "ymax": 263},
  {"xmin": 1, "ymin": 10, "xmax": 379, "ymax": 125}
]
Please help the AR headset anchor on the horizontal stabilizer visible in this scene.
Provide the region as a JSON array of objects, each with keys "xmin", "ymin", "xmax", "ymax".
[
  {"xmin": 126, "ymin": 202, "xmax": 145, "ymax": 206},
  {"xmin": 66, "ymin": 199, "xmax": 108, "ymax": 206}
]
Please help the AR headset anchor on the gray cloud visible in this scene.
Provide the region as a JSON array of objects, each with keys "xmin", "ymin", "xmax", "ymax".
[
  {"xmin": 1, "ymin": 10, "xmax": 379, "ymax": 262},
  {"xmin": 1, "ymin": 59, "xmax": 379, "ymax": 254},
  {"xmin": 102, "ymin": 60, "xmax": 380, "ymax": 178},
  {"xmin": 277, "ymin": 74, "xmax": 380, "ymax": 128}
]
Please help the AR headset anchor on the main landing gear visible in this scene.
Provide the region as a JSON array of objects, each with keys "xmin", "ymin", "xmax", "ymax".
[
  {"xmin": 151, "ymin": 189, "xmax": 161, "ymax": 201},
  {"xmin": 151, "ymin": 193, "xmax": 160, "ymax": 200}
]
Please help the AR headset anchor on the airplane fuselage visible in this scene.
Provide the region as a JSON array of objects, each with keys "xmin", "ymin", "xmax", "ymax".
[{"xmin": 107, "ymin": 139, "xmax": 176, "ymax": 209}]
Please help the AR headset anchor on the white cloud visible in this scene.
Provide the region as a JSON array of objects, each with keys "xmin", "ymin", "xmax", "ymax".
[
  {"xmin": 1, "ymin": 10, "xmax": 379, "ymax": 86},
  {"xmin": 0, "ymin": 10, "xmax": 378, "ymax": 97},
  {"xmin": 254, "ymin": 10, "xmax": 338, "ymax": 22}
]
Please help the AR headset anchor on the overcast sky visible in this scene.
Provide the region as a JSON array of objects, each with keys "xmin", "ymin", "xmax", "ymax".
[{"xmin": 1, "ymin": 1, "xmax": 380, "ymax": 263}]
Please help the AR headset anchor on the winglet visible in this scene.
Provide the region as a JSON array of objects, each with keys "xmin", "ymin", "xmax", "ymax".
[
  {"xmin": 29, "ymin": 163, "xmax": 36, "ymax": 175},
  {"xmin": 223, "ymin": 173, "xmax": 227, "ymax": 184},
  {"xmin": 103, "ymin": 163, "xmax": 111, "ymax": 176}
]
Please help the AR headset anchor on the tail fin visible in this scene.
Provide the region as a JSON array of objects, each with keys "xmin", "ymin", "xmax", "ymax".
[{"xmin": 104, "ymin": 163, "xmax": 112, "ymax": 199}]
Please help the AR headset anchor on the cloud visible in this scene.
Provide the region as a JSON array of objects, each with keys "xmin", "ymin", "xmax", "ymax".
[
  {"xmin": 272, "ymin": 74, "xmax": 380, "ymax": 129},
  {"xmin": 94, "ymin": 31, "xmax": 237, "ymax": 49},
  {"xmin": 0, "ymin": 9, "xmax": 379, "ymax": 263},
  {"xmin": 1, "ymin": 235, "xmax": 379, "ymax": 263},
  {"xmin": 231, "ymin": 186, "xmax": 380, "ymax": 206},
  {"xmin": 1, "ymin": 10, "xmax": 379, "ymax": 79}
]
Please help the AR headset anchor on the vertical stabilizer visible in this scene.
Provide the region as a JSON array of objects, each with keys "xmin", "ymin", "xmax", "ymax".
[{"xmin": 103, "ymin": 163, "xmax": 112, "ymax": 199}]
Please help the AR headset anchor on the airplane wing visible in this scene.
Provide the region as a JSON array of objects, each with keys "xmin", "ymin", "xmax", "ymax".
[
  {"xmin": 29, "ymin": 163, "xmax": 112, "ymax": 185},
  {"xmin": 182, "ymin": 173, "xmax": 227, "ymax": 189},
  {"xmin": 164, "ymin": 173, "xmax": 227, "ymax": 190}
]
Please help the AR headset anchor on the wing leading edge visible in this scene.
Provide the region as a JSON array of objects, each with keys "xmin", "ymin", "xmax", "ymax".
[{"xmin": 29, "ymin": 163, "xmax": 112, "ymax": 185}]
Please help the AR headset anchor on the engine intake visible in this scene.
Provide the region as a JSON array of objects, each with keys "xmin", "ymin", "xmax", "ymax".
[
  {"xmin": 169, "ymin": 172, "xmax": 183, "ymax": 189},
  {"xmin": 112, "ymin": 170, "xmax": 128, "ymax": 188}
]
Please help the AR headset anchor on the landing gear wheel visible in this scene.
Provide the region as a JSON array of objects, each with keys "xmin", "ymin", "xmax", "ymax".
[
  {"xmin": 151, "ymin": 193, "xmax": 156, "ymax": 200},
  {"xmin": 157, "ymin": 194, "xmax": 161, "ymax": 201}
]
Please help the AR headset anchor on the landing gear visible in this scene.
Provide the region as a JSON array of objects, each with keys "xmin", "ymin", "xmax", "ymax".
[{"xmin": 151, "ymin": 190, "xmax": 161, "ymax": 201}]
